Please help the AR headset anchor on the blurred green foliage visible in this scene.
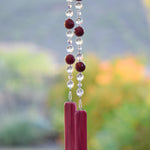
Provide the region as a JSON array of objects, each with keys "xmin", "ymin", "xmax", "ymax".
[
  {"xmin": 0, "ymin": 117, "xmax": 51, "ymax": 146},
  {"xmin": 0, "ymin": 49, "xmax": 55, "ymax": 146},
  {"xmin": 48, "ymin": 54, "xmax": 150, "ymax": 150}
]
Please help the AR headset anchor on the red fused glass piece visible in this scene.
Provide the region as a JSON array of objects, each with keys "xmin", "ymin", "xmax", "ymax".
[
  {"xmin": 74, "ymin": 26, "xmax": 84, "ymax": 36},
  {"xmin": 65, "ymin": 54, "xmax": 75, "ymax": 64},
  {"xmin": 65, "ymin": 19, "xmax": 75, "ymax": 29},
  {"xmin": 75, "ymin": 62, "xmax": 86, "ymax": 72}
]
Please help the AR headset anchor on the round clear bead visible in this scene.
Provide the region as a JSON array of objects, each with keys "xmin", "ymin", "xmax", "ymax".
[
  {"xmin": 75, "ymin": 2, "xmax": 83, "ymax": 10},
  {"xmin": 76, "ymin": 18, "xmax": 83, "ymax": 25},
  {"xmin": 66, "ymin": 9, "xmax": 73, "ymax": 17},
  {"xmin": 67, "ymin": 39, "xmax": 72, "ymax": 44},
  {"xmin": 77, "ymin": 82, "xmax": 82, "ymax": 88},
  {"xmin": 66, "ymin": 0, "xmax": 73, "ymax": 2},
  {"xmin": 76, "ymin": 88, "xmax": 84, "ymax": 97},
  {"xmin": 66, "ymin": 45, "xmax": 74, "ymax": 53},
  {"xmin": 68, "ymin": 74, "xmax": 73, "ymax": 80},
  {"xmin": 77, "ymin": 11, "xmax": 82, "ymax": 16},
  {"xmin": 68, "ymin": 4, "xmax": 72, "ymax": 9},
  {"xmin": 67, "ymin": 80, "xmax": 74, "ymax": 89},
  {"xmin": 66, "ymin": 30, "xmax": 74, "ymax": 38},
  {"xmin": 76, "ymin": 53, "xmax": 83, "ymax": 61},
  {"xmin": 67, "ymin": 65, "xmax": 73, "ymax": 73},
  {"xmin": 77, "ymin": 73, "xmax": 84, "ymax": 81},
  {"xmin": 76, "ymin": 38, "xmax": 83, "ymax": 45}
]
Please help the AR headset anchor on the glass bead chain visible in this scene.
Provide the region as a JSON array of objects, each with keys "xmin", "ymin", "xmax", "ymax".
[
  {"xmin": 74, "ymin": 0, "xmax": 86, "ymax": 109},
  {"xmin": 65, "ymin": 0, "xmax": 75, "ymax": 102}
]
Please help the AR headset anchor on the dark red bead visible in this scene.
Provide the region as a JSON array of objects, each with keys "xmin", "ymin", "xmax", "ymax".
[
  {"xmin": 75, "ymin": 62, "xmax": 86, "ymax": 72},
  {"xmin": 74, "ymin": 26, "xmax": 84, "ymax": 36},
  {"xmin": 65, "ymin": 19, "xmax": 75, "ymax": 29},
  {"xmin": 65, "ymin": 54, "xmax": 75, "ymax": 64},
  {"xmin": 76, "ymin": 0, "xmax": 82, "ymax": 1}
]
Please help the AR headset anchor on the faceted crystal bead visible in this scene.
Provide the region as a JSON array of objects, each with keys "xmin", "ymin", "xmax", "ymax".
[
  {"xmin": 68, "ymin": 74, "xmax": 73, "ymax": 80},
  {"xmin": 77, "ymin": 11, "xmax": 82, "ymax": 16},
  {"xmin": 76, "ymin": 18, "xmax": 83, "ymax": 25},
  {"xmin": 67, "ymin": 80, "xmax": 74, "ymax": 89},
  {"xmin": 67, "ymin": 39, "xmax": 72, "ymax": 44},
  {"xmin": 76, "ymin": 38, "xmax": 83, "ymax": 45},
  {"xmin": 77, "ymin": 72, "xmax": 84, "ymax": 81},
  {"xmin": 66, "ymin": 45, "xmax": 74, "ymax": 53},
  {"xmin": 76, "ymin": 53, "xmax": 83, "ymax": 61},
  {"xmin": 68, "ymin": 91, "xmax": 72, "ymax": 101},
  {"xmin": 66, "ymin": 30, "xmax": 74, "ymax": 38},
  {"xmin": 68, "ymin": 4, "xmax": 72, "ymax": 9},
  {"xmin": 78, "ymin": 46, "xmax": 82, "ymax": 52},
  {"xmin": 76, "ymin": 88, "xmax": 84, "ymax": 97},
  {"xmin": 79, "ymin": 99, "xmax": 82, "ymax": 109},
  {"xmin": 67, "ymin": 65, "xmax": 73, "ymax": 73},
  {"xmin": 75, "ymin": 2, "xmax": 83, "ymax": 10},
  {"xmin": 66, "ymin": 9, "xmax": 73, "ymax": 17},
  {"xmin": 77, "ymin": 82, "xmax": 82, "ymax": 88}
]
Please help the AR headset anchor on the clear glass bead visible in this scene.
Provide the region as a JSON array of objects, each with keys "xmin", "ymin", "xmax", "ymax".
[
  {"xmin": 66, "ymin": 9, "xmax": 73, "ymax": 17},
  {"xmin": 77, "ymin": 11, "xmax": 82, "ymax": 16},
  {"xmin": 67, "ymin": 80, "xmax": 74, "ymax": 89},
  {"xmin": 78, "ymin": 46, "xmax": 82, "ymax": 52},
  {"xmin": 68, "ymin": 91, "xmax": 72, "ymax": 101},
  {"xmin": 66, "ymin": 0, "xmax": 73, "ymax": 2},
  {"xmin": 77, "ymin": 82, "xmax": 82, "ymax": 88},
  {"xmin": 76, "ymin": 53, "xmax": 83, "ymax": 61},
  {"xmin": 76, "ymin": 18, "xmax": 83, "ymax": 25},
  {"xmin": 66, "ymin": 30, "xmax": 74, "ymax": 38},
  {"xmin": 67, "ymin": 65, "xmax": 73, "ymax": 73},
  {"xmin": 77, "ymin": 73, "xmax": 84, "ymax": 81},
  {"xmin": 76, "ymin": 38, "xmax": 83, "ymax": 45},
  {"xmin": 66, "ymin": 45, "xmax": 74, "ymax": 53},
  {"xmin": 75, "ymin": 2, "xmax": 83, "ymax": 10},
  {"xmin": 68, "ymin": 4, "xmax": 72, "ymax": 9},
  {"xmin": 76, "ymin": 88, "xmax": 84, "ymax": 97},
  {"xmin": 79, "ymin": 99, "xmax": 82, "ymax": 109},
  {"xmin": 67, "ymin": 39, "xmax": 72, "ymax": 44},
  {"xmin": 68, "ymin": 74, "xmax": 73, "ymax": 80}
]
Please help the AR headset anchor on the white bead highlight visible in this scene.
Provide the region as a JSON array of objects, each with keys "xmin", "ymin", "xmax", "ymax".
[
  {"xmin": 66, "ymin": 30, "xmax": 74, "ymax": 38},
  {"xmin": 75, "ymin": 2, "xmax": 83, "ymax": 10},
  {"xmin": 67, "ymin": 80, "xmax": 74, "ymax": 89},
  {"xmin": 66, "ymin": 9, "xmax": 73, "ymax": 17},
  {"xmin": 76, "ymin": 88, "xmax": 84, "ymax": 97},
  {"xmin": 77, "ymin": 73, "xmax": 84, "ymax": 81},
  {"xmin": 67, "ymin": 65, "xmax": 73, "ymax": 73},
  {"xmin": 76, "ymin": 18, "xmax": 83, "ymax": 25},
  {"xmin": 66, "ymin": 45, "xmax": 74, "ymax": 53}
]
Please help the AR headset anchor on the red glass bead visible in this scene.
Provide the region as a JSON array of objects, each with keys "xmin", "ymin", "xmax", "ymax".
[
  {"xmin": 65, "ymin": 54, "xmax": 75, "ymax": 64},
  {"xmin": 74, "ymin": 26, "xmax": 84, "ymax": 37},
  {"xmin": 65, "ymin": 19, "xmax": 75, "ymax": 29},
  {"xmin": 75, "ymin": 62, "xmax": 86, "ymax": 72},
  {"xmin": 76, "ymin": 0, "xmax": 82, "ymax": 1}
]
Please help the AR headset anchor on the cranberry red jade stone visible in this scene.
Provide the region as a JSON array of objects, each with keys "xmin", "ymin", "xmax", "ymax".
[
  {"xmin": 75, "ymin": 62, "xmax": 86, "ymax": 72},
  {"xmin": 65, "ymin": 19, "xmax": 75, "ymax": 29},
  {"xmin": 74, "ymin": 26, "xmax": 84, "ymax": 37},
  {"xmin": 65, "ymin": 54, "xmax": 75, "ymax": 65}
]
